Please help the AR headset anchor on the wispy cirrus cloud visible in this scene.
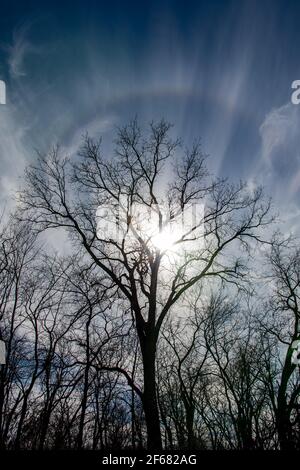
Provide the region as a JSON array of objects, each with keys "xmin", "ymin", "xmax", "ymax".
[
  {"xmin": 253, "ymin": 101, "xmax": 300, "ymax": 232},
  {"xmin": 259, "ymin": 103, "xmax": 300, "ymax": 165},
  {"xmin": 6, "ymin": 22, "xmax": 40, "ymax": 78}
]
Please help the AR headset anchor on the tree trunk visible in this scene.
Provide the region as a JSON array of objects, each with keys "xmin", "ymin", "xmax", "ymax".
[
  {"xmin": 39, "ymin": 407, "xmax": 52, "ymax": 449},
  {"xmin": 141, "ymin": 337, "xmax": 162, "ymax": 451},
  {"xmin": 186, "ymin": 405, "xmax": 196, "ymax": 450},
  {"xmin": 0, "ymin": 365, "xmax": 6, "ymax": 450},
  {"xmin": 77, "ymin": 364, "xmax": 90, "ymax": 449},
  {"xmin": 15, "ymin": 394, "xmax": 29, "ymax": 449},
  {"xmin": 276, "ymin": 400, "xmax": 294, "ymax": 450},
  {"xmin": 276, "ymin": 353, "xmax": 295, "ymax": 450}
]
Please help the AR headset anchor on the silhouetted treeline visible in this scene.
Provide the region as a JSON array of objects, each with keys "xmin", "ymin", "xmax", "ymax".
[{"xmin": 0, "ymin": 120, "xmax": 299, "ymax": 450}]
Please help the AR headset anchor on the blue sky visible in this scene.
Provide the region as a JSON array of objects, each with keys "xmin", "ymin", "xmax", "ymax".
[{"xmin": 1, "ymin": 0, "xmax": 300, "ymax": 234}]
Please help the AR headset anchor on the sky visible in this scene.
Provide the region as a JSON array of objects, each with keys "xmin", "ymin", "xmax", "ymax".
[{"xmin": 1, "ymin": 0, "xmax": 300, "ymax": 236}]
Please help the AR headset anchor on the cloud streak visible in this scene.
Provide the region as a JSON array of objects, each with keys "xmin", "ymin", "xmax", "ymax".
[
  {"xmin": 0, "ymin": 0, "xmax": 299, "ymax": 244},
  {"xmin": 6, "ymin": 22, "xmax": 40, "ymax": 78}
]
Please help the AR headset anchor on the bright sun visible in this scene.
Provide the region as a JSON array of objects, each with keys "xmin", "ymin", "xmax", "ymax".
[{"xmin": 151, "ymin": 227, "xmax": 182, "ymax": 252}]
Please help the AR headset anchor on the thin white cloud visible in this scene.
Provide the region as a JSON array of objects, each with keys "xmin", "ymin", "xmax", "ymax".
[
  {"xmin": 64, "ymin": 116, "xmax": 116, "ymax": 157},
  {"xmin": 6, "ymin": 23, "xmax": 40, "ymax": 78},
  {"xmin": 254, "ymin": 101, "xmax": 300, "ymax": 233},
  {"xmin": 259, "ymin": 102, "xmax": 299, "ymax": 164}
]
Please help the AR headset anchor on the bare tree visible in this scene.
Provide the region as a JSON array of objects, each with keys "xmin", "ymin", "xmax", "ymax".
[
  {"xmin": 203, "ymin": 292, "xmax": 277, "ymax": 450},
  {"xmin": 158, "ymin": 291, "xmax": 210, "ymax": 450},
  {"xmin": 262, "ymin": 245, "xmax": 300, "ymax": 449},
  {"xmin": 0, "ymin": 220, "xmax": 39, "ymax": 449},
  {"xmin": 18, "ymin": 119, "xmax": 273, "ymax": 449}
]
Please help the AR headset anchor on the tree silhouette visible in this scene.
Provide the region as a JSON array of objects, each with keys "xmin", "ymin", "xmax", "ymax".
[{"xmin": 18, "ymin": 119, "xmax": 273, "ymax": 449}]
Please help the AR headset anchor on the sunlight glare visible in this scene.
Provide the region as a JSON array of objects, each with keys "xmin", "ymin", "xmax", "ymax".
[{"xmin": 151, "ymin": 227, "xmax": 182, "ymax": 252}]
